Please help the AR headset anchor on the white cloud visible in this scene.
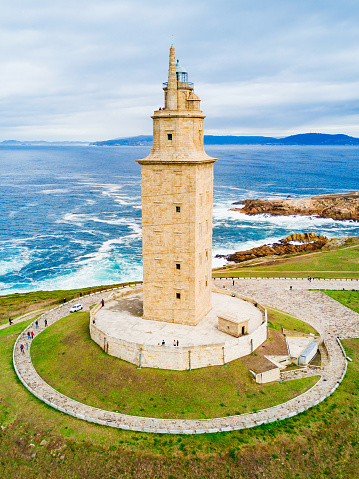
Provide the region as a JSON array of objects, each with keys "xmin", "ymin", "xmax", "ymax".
[{"xmin": 0, "ymin": 0, "xmax": 359, "ymax": 140}]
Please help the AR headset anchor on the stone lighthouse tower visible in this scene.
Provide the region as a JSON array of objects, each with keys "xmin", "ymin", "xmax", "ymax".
[{"xmin": 137, "ymin": 46, "xmax": 217, "ymax": 326}]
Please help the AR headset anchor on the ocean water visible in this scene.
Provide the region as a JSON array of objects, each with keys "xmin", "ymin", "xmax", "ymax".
[{"xmin": 0, "ymin": 144, "xmax": 358, "ymax": 295}]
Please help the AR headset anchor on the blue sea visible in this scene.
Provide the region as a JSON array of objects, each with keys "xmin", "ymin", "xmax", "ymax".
[{"xmin": 1, "ymin": 145, "xmax": 358, "ymax": 296}]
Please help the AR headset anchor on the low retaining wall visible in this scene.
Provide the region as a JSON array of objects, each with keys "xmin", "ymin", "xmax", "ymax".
[
  {"xmin": 90, "ymin": 287, "xmax": 267, "ymax": 370},
  {"xmin": 90, "ymin": 321, "xmax": 267, "ymax": 370}
]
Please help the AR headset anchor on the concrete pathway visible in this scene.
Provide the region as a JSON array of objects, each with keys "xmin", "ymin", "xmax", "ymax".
[
  {"xmin": 0, "ymin": 308, "xmax": 46, "ymax": 331},
  {"xmin": 12, "ymin": 279, "xmax": 359, "ymax": 434}
]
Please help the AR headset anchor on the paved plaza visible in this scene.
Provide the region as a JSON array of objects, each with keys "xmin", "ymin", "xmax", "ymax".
[
  {"xmin": 94, "ymin": 290, "xmax": 263, "ymax": 348},
  {"xmin": 12, "ymin": 278, "xmax": 359, "ymax": 434}
]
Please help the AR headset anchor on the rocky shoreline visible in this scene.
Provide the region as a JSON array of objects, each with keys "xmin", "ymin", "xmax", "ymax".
[
  {"xmin": 216, "ymin": 233, "xmax": 353, "ymax": 264},
  {"xmin": 231, "ymin": 191, "xmax": 359, "ymax": 221}
]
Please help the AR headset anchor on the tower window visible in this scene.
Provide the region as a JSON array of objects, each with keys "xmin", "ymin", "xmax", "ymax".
[
  {"xmin": 176, "ymin": 206, "xmax": 181, "ymax": 213},
  {"xmin": 176, "ymin": 292, "xmax": 181, "ymax": 299},
  {"xmin": 167, "ymin": 133, "xmax": 172, "ymax": 141},
  {"xmin": 176, "ymin": 263, "xmax": 181, "ymax": 270}
]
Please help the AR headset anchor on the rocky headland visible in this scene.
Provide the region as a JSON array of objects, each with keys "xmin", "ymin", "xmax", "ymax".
[
  {"xmin": 218, "ymin": 233, "xmax": 354, "ymax": 264},
  {"xmin": 231, "ymin": 191, "xmax": 359, "ymax": 221}
]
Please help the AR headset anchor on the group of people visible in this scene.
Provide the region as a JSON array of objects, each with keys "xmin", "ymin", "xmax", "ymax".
[
  {"xmin": 27, "ymin": 331, "xmax": 35, "ymax": 340},
  {"xmin": 19, "ymin": 318, "xmax": 47, "ymax": 353},
  {"xmin": 159, "ymin": 339, "xmax": 180, "ymax": 346}
]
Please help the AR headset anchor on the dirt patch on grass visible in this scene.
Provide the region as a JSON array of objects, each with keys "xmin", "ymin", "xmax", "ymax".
[{"xmin": 258, "ymin": 329, "xmax": 288, "ymax": 356}]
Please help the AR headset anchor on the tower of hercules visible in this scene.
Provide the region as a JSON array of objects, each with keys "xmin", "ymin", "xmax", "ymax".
[{"xmin": 137, "ymin": 46, "xmax": 217, "ymax": 326}]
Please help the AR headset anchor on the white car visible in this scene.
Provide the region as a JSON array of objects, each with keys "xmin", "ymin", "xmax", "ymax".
[{"xmin": 69, "ymin": 303, "xmax": 83, "ymax": 313}]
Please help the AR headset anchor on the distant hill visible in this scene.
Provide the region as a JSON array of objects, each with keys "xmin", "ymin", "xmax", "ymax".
[
  {"xmin": 91, "ymin": 136, "xmax": 153, "ymax": 146},
  {"xmin": 90, "ymin": 133, "xmax": 359, "ymax": 147},
  {"xmin": 0, "ymin": 140, "xmax": 89, "ymax": 146},
  {"xmin": 275, "ymin": 133, "xmax": 359, "ymax": 145}
]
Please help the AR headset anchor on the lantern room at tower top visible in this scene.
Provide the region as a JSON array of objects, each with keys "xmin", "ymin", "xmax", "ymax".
[
  {"xmin": 163, "ymin": 59, "xmax": 193, "ymax": 87},
  {"xmin": 138, "ymin": 45, "xmax": 216, "ymax": 164}
]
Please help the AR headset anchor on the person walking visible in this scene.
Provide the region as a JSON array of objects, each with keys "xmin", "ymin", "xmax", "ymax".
[
  {"xmin": 101, "ymin": 299, "xmax": 105, "ymax": 307},
  {"xmin": 173, "ymin": 340, "xmax": 176, "ymax": 346},
  {"xmin": 9, "ymin": 318, "xmax": 13, "ymax": 326},
  {"xmin": 176, "ymin": 340, "xmax": 179, "ymax": 347},
  {"xmin": 44, "ymin": 319, "xmax": 48, "ymax": 327},
  {"xmin": 20, "ymin": 344, "xmax": 24, "ymax": 353},
  {"xmin": 25, "ymin": 342, "xmax": 28, "ymax": 350},
  {"xmin": 31, "ymin": 332, "xmax": 34, "ymax": 340},
  {"xmin": 27, "ymin": 331, "xmax": 30, "ymax": 340},
  {"xmin": 35, "ymin": 320, "xmax": 38, "ymax": 328}
]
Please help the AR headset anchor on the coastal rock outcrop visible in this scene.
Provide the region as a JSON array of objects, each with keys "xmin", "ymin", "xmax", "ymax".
[
  {"xmin": 222, "ymin": 233, "xmax": 329, "ymax": 263},
  {"xmin": 231, "ymin": 192, "xmax": 359, "ymax": 221}
]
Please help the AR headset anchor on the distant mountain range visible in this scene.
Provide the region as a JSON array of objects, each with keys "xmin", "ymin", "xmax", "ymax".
[
  {"xmin": 2, "ymin": 133, "xmax": 359, "ymax": 147},
  {"xmin": 91, "ymin": 133, "xmax": 359, "ymax": 146}
]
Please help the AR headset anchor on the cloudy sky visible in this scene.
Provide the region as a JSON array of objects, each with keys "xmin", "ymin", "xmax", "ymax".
[{"xmin": 1, "ymin": 0, "xmax": 359, "ymax": 141}]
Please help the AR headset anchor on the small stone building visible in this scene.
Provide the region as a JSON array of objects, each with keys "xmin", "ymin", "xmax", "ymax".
[
  {"xmin": 218, "ymin": 313, "xmax": 249, "ymax": 338},
  {"xmin": 248, "ymin": 356, "xmax": 280, "ymax": 384}
]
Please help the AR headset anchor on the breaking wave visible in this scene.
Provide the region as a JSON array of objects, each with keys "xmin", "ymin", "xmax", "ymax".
[{"xmin": 1, "ymin": 144, "xmax": 359, "ymax": 295}]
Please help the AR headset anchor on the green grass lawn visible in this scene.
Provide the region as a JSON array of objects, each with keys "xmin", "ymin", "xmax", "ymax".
[
  {"xmin": 266, "ymin": 307, "xmax": 318, "ymax": 335},
  {"xmin": 0, "ymin": 282, "xmax": 140, "ymax": 326},
  {"xmin": 31, "ymin": 312, "xmax": 317, "ymax": 419},
  {"xmin": 322, "ymin": 290, "xmax": 359, "ymax": 314},
  {"xmin": 2, "ymin": 289, "xmax": 359, "ymax": 478},
  {"xmin": 1, "ymin": 318, "xmax": 359, "ymax": 478},
  {"xmin": 213, "ymin": 243, "xmax": 359, "ymax": 279}
]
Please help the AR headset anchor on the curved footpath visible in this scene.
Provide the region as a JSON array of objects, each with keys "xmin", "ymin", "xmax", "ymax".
[{"xmin": 13, "ymin": 279, "xmax": 359, "ymax": 435}]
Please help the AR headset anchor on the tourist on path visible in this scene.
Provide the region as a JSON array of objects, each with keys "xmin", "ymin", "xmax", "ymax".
[
  {"xmin": 162, "ymin": 339, "xmax": 165, "ymax": 345},
  {"xmin": 44, "ymin": 319, "xmax": 48, "ymax": 327},
  {"xmin": 9, "ymin": 318, "xmax": 13, "ymax": 326},
  {"xmin": 27, "ymin": 331, "xmax": 31, "ymax": 340},
  {"xmin": 173, "ymin": 340, "xmax": 176, "ymax": 346},
  {"xmin": 25, "ymin": 343, "xmax": 28, "ymax": 350},
  {"xmin": 20, "ymin": 344, "xmax": 24, "ymax": 353},
  {"xmin": 31, "ymin": 332, "xmax": 34, "ymax": 340},
  {"xmin": 177, "ymin": 340, "xmax": 179, "ymax": 346},
  {"xmin": 35, "ymin": 320, "xmax": 38, "ymax": 328},
  {"xmin": 101, "ymin": 299, "xmax": 105, "ymax": 307}
]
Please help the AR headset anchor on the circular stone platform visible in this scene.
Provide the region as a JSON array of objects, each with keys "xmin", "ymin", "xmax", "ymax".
[{"xmin": 90, "ymin": 287, "xmax": 267, "ymax": 370}]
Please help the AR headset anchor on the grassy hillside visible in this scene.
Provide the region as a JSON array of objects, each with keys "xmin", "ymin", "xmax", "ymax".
[
  {"xmin": 1, "ymin": 317, "xmax": 358, "ymax": 478},
  {"xmin": 0, "ymin": 282, "xmax": 140, "ymax": 326},
  {"xmin": 213, "ymin": 241, "xmax": 359, "ymax": 279},
  {"xmin": 1, "ymin": 267, "xmax": 359, "ymax": 477}
]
